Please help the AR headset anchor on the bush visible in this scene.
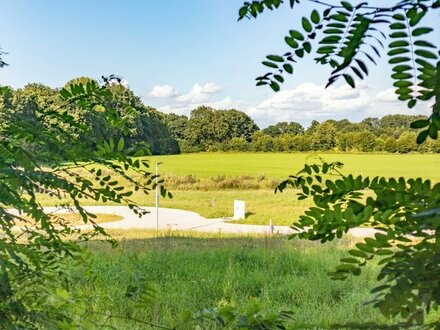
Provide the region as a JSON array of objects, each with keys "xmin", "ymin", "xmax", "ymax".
[
  {"xmin": 396, "ymin": 132, "xmax": 418, "ymax": 153},
  {"xmin": 228, "ymin": 137, "xmax": 250, "ymax": 151}
]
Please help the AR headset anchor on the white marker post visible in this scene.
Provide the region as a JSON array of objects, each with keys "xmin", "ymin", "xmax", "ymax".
[{"xmin": 233, "ymin": 200, "xmax": 245, "ymax": 220}]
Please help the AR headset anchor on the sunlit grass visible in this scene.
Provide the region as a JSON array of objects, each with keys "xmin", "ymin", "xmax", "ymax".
[
  {"xmin": 71, "ymin": 234, "xmax": 387, "ymax": 329},
  {"xmin": 37, "ymin": 153, "xmax": 440, "ymax": 226}
]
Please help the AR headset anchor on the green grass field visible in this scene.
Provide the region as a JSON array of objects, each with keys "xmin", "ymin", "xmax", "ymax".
[
  {"xmin": 149, "ymin": 152, "xmax": 440, "ymax": 181},
  {"xmin": 71, "ymin": 234, "xmax": 387, "ymax": 329},
  {"xmin": 38, "ymin": 152, "xmax": 440, "ymax": 225}
]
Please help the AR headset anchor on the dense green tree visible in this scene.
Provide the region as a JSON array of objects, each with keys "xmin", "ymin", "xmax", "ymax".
[
  {"xmin": 306, "ymin": 120, "xmax": 320, "ymax": 135},
  {"xmin": 336, "ymin": 132, "xmax": 356, "ymax": 151},
  {"xmin": 312, "ymin": 121, "xmax": 337, "ymax": 151},
  {"xmin": 262, "ymin": 121, "xmax": 304, "ymax": 137},
  {"xmin": 251, "ymin": 132, "xmax": 275, "ymax": 152},
  {"xmin": 223, "ymin": 109, "xmax": 259, "ymax": 141},
  {"xmin": 228, "ymin": 136, "xmax": 250, "ymax": 152},
  {"xmin": 185, "ymin": 106, "xmax": 229, "ymax": 149},
  {"xmin": 0, "ymin": 79, "xmax": 179, "ymax": 156},
  {"xmin": 353, "ymin": 130, "xmax": 378, "ymax": 152},
  {"xmin": 396, "ymin": 131, "xmax": 419, "ymax": 153},
  {"xmin": 185, "ymin": 106, "xmax": 258, "ymax": 150},
  {"xmin": 163, "ymin": 113, "xmax": 189, "ymax": 141}
]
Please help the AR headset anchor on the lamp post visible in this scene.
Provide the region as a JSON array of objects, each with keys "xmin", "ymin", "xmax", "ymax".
[{"xmin": 155, "ymin": 162, "xmax": 163, "ymax": 230}]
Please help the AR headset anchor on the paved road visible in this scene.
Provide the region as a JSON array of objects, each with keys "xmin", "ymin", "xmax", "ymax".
[{"xmin": 44, "ymin": 206, "xmax": 379, "ymax": 237}]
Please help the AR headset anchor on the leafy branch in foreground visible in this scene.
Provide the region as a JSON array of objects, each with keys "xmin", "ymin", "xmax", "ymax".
[
  {"xmin": 239, "ymin": 1, "xmax": 439, "ymax": 119},
  {"xmin": 277, "ymin": 160, "xmax": 440, "ymax": 326},
  {"xmin": 0, "ymin": 79, "xmax": 170, "ymax": 328}
]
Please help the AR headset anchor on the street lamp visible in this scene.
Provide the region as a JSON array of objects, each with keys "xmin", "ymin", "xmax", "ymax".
[{"xmin": 155, "ymin": 162, "xmax": 163, "ymax": 230}]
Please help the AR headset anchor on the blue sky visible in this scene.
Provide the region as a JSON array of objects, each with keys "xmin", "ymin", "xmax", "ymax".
[{"xmin": 0, "ymin": 0, "xmax": 439, "ymax": 127}]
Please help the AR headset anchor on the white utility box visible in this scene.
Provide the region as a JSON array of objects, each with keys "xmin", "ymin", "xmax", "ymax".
[{"xmin": 233, "ymin": 200, "xmax": 246, "ymax": 220}]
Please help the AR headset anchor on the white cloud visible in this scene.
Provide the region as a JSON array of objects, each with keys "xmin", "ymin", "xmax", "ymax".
[
  {"xmin": 176, "ymin": 82, "xmax": 222, "ymax": 103},
  {"xmin": 148, "ymin": 84, "xmax": 179, "ymax": 98},
  {"xmin": 245, "ymin": 83, "xmax": 430, "ymax": 127},
  {"xmin": 151, "ymin": 82, "xmax": 227, "ymax": 116},
  {"xmin": 149, "ymin": 81, "xmax": 432, "ymax": 127}
]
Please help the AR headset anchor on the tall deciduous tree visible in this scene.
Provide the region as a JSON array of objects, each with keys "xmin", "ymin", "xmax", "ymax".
[{"xmin": 262, "ymin": 121, "xmax": 304, "ymax": 137}]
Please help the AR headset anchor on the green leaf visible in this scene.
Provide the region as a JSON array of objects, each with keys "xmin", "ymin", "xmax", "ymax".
[
  {"xmin": 290, "ymin": 30, "xmax": 305, "ymax": 41},
  {"xmin": 343, "ymin": 74, "xmax": 355, "ymax": 88},
  {"xmin": 428, "ymin": 123, "xmax": 438, "ymax": 139},
  {"xmin": 415, "ymin": 49, "xmax": 438, "ymax": 59},
  {"xmin": 388, "ymin": 48, "xmax": 409, "ymax": 56},
  {"xmin": 392, "ymin": 14, "xmax": 405, "ymax": 21},
  {"xmin": 262, "ymin": 61, "xmax": 278, "ymax": 69},
  {"xmin": 414, "ymin": 40, "xmax": 436, "ymax": 48},
  {"xmin": 283, "ymin": 63, "xmax": 293, "ymax": 74},
  {"xmin": 303, "ymin": 42, "xmax": 312, "ymax": 53},
  {"xmin": 391, "ymin": 72, "xmax": 412, "ymax": 79},
  {"xmin": 412, "ymin": 27, "xmax": 433, "ymax": 36},
  {"xmin": 408, "ymin": 98, "xmax": 417, "ymax": 108},
  {"xmin": 409, "ymin": 10, "xmax": 426, "ymax": 27},
  {"xmin": 410, "ymin": 119, "xmax": 429, "ymax": 129},
  {"xmin": 389, "ymin": 23, "xmax": 406, "ymax": 30},
  {"xmin": 117, "ymin": 137, "xmax": 125, "ymax": 152},
  {"xmin": 389, "ymin": 32, "xmax": 408, "ymax": 38},
  {"xmin": 341, "ymin": 1, "xmax": 353, "ymax": 11},
  {"xmin": 238, "ymin": 6, "xmax": 248, "ymax": 19},
  {"xmin": 389, "ymin": 57, "xmax": 411, "ymax": 64},
  {"xmin": 270, "ymin": 81, "xmax": 280, "ymax": 92},
  {"xmin": 355, "ymin": 59, "xmax": 368, "ymax": 75},
  {"xmin": 285, "ymin": 36, "xmax": 299, "ymax": 48},
  {"xmin": 311, "ymin": 10, "xmax": 320, "ymax": 24},
  {"xmin": 393, "ymin": 80, "xmax": 412, "ymax": 88},
  {"xmin": 417, "ymin": 129, "xmax": 429, "ymax": 144},
  {"xmin": 332, "ymin": 13, "xmax": 349, "ymax": 22},
  {"xmin": 274, "ymin": 74, "xmax": 284, "ymax": 83},
  {"xmin": 267, "ymin": 54, "xmax": 284, "ymax": 62},
  {"xmin": 389, "ymin": 40, "xmax": 409, "ymax": 48},
  {"xmin": 302, "ymin": 17, "xmax": 313, "ymax": 32},
  {"xmin": 295, "ymin": 48, "xmax": 304, "ymax": 58},
  {"xmin": 392, "ymin": 64, "xmax": 412, "ymax": 72}
]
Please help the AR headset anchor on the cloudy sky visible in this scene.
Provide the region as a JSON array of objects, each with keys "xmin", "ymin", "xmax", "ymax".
[{"xmin": 0, "ymin": 0, "xmax": 438, "ymax": 127}]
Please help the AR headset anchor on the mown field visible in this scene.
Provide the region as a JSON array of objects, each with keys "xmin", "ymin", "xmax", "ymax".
[
  {"xmin": 71, "ymin": 232, "xmax": 388, "ymax": 329},
  {"xmin": 39, "ymin": 152, "xmax": 440, "ymax": 225},
  {"xmin": 149, "ymin": 152, "xmax": 440, "ymax": 180}
]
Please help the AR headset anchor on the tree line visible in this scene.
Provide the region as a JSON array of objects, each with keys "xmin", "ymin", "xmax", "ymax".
[
  {"xmin": 0, "ymin": 77, "xmax": 179, "ymax": 157},
  {"xmin": 166, "ymin": 109, "xmax": 437, "ymax": 153},
  {"xmin": 1, "ymin": 78, "xmax": 436, "ymax": 155}
]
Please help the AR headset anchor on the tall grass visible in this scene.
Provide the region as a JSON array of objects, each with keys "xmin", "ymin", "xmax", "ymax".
[{"xmin": 70, "ymin": 234, "xmax": 387, "ymax": 329}]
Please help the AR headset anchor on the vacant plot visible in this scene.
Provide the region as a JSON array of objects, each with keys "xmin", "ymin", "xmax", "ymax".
[
  {"xmin": 37, "ymin": 153, "xmax": 440, "ymax": 225},
  {"xmin": 71, "ymin": 233, "xmax": 387, "ymax": 329},
  {"xmin": 149, "ymin": 152, "xmax": 440, "ymax": 181}
]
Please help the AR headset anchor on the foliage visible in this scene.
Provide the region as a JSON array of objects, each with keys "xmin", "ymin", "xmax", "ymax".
[
  {"xmin": 277, "ymin": 160, "xmax": 440, "ymax": 326},
  {"xmin": 184, "ymin": 106, "xmax": 259, "ymax": 150},
  {"xmin": 262, "ymin": 121, "xmax": 304, "ymax": 137},
  {"xmin": 237, "ymin": 1, "xmax": 440, "ymax": 326},
  {"xmin": 0, "ymin": 47, "xmax": 7, "ymax": 68},
  {"xmin": 75, "ymin": 235, "xmax": 384, "ymax": 328},
  {"xmin": 239, "ymin": 0, "xmax": 440, "ymax": 143},
  {"xmin": 0, "ymin": 80, "xmax": 179, "ymax": 157},
  {"xmin": 0, "ymin": 80, "xmax": 169, "ymax": 328}
]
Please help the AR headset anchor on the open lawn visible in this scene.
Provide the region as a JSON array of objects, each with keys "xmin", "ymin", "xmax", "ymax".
[
  {"xmin": 71, "ymin": 233, "xmax": 387, "ymax": 329},
  {"xmin": 149, "ymin": 152, "xmax": 440, "ymax": 181},
  {"xmin": 38, "ymin": 152, "xmax": 440, "ymax": 225}
]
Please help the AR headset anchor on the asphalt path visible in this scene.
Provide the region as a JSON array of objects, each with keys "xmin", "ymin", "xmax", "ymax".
[{"xmin": 43, "ymin": 206, "xmax": 379, "ymax": 237}]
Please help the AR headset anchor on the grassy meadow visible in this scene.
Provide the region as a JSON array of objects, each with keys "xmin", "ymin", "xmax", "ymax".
[
  {"xmin": 71, "ymin": 232, "xmax": 387, "ymax": 329},
  {"xmin": 40, "ymin": 152, "xmax": 440, "ymax": 225},
  {"xmin": 149, "ymin": 152, "xmax": 440, "ymax": 181}
]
